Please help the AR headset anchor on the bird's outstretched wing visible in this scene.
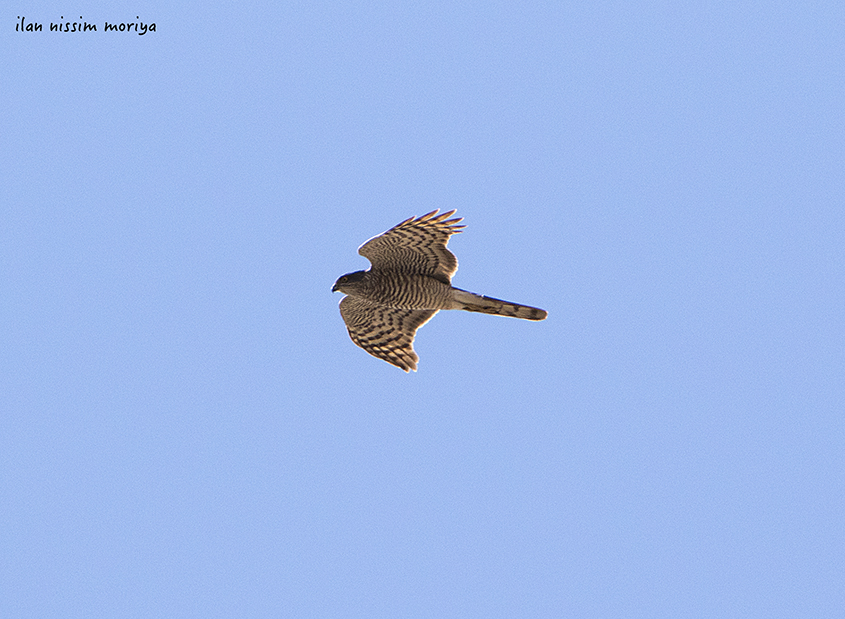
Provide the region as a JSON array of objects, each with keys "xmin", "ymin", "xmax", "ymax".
[
  {"xmin": 338, "ymin": 296, "xmax": 438, "ymax": 372},
  {"xmin": 358, "ymin": 210, "xmax": 465, "ymax": 284}
]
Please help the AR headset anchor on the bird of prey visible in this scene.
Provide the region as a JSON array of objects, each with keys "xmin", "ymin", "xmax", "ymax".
[{"xmin": 332, "ymin": 210, "xmax": 547, "ymax": 372}]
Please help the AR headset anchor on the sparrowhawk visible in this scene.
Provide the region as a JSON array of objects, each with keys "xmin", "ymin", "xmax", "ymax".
[{"xmin": 333, "ymin": 210, "xmax": 547, "ymax": 372}]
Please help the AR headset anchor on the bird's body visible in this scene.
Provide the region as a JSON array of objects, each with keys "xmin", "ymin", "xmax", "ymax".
[
  {"xmin": 332, "ymin": 210, "xmax": 547, "ymax": 371},
  {"xmin": 339, "ymin": 270, "xmax": 454, "ymax": 310}
]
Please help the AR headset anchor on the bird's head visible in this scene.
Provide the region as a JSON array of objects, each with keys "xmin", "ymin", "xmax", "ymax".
[{"xmin": 332, "ymin": 270, "xmax": 367, "ymax": 294}]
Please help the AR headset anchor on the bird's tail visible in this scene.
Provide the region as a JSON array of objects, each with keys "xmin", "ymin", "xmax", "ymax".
[{"xmin": 450, "ymin": 288, "xmax": 547, "ymax": 321}]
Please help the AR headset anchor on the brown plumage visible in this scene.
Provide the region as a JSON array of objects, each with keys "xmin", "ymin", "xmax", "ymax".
[{"xmin": 332, "ymin": 210, "xmax": 547, "ymax": 372}]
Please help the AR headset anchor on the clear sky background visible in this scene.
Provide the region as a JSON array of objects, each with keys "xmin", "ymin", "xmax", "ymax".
[{"xmin": 2, "ymin": 2, "xmax": 843, "ymax": 617}]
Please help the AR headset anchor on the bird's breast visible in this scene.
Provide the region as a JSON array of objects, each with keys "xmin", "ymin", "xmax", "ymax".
[{"xmin": 365, "ymin": 273, "xmax": 452, "ymax": 310}]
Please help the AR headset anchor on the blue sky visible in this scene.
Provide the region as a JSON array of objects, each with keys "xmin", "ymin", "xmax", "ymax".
[{"xmin": 2, "ymin": 2, "xmax": 843, "ymax": 617}]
